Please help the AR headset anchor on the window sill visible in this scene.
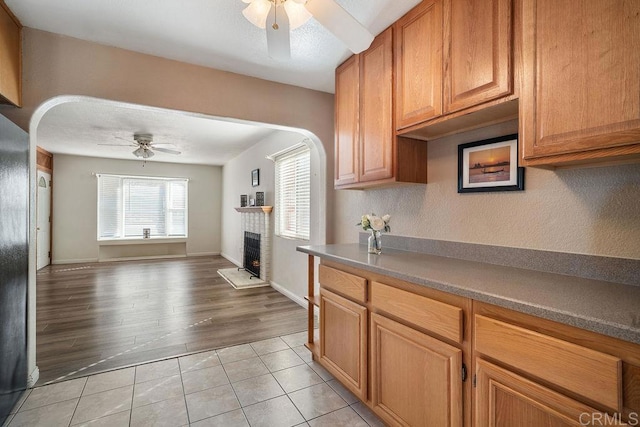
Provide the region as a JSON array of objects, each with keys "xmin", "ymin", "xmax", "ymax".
[{"xmin": 98, "ymin": 237, "xmax": 188, "ymax": 246}]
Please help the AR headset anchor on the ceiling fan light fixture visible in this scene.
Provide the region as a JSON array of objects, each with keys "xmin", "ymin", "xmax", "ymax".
[
  {"xmin": 283, "ymin": 1, "xmax": 312, "ymax": 30},
  {"xmin": 133, "ymin": 146, "xmax": 145, "ymax": 158},
  {"xmin": 242, "ymin": 0, "xmax": 272, "ymax": 29},
  {"xmin": 133, "ymin": 147, "xmax": 154, "ymax": 159}
]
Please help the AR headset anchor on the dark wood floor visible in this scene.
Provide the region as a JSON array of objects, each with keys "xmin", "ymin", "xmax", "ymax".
[{"xmin": 36, "ymin": 256, "xmax": 307, "ymax": 384}]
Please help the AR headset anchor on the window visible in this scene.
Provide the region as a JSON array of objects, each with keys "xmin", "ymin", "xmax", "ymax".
[
  {"xmin": 97, "ymin": 174, "xmax": 188, "ymax": 240},
  {"xmin": 274, "ymin": 144, "xmax": 311, "ymax": 240}
]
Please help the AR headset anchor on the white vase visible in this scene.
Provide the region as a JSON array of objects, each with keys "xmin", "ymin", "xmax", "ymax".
[{"xmin": 368, "ymin": 230, "xmax": 382, "ymax": 255}]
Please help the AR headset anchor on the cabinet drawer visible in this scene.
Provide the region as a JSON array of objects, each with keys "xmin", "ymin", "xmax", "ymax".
[
  {"xmin": 474, "ymin": 315, "xmax": 622, "ymax": 411},
  {"xmin": 319, "ymin": 264, "xmax": 366, "ymax": 303},
  {"xmin": 371, "ymin": 281, "xmax": 463, "ymax": 344}
]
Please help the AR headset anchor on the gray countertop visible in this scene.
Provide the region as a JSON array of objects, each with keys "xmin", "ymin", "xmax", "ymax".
[{"xmin": 297, "ymin": 243, "xmax": 640, "ymax": 345}]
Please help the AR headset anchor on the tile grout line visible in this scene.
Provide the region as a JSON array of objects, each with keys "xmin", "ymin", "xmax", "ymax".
[
  {"xmin": 177, "ymin": 357, "xmax": 191, "ymax": 427},
  {"xmin": 218, "ymin": 350, "xmax": 253, "ymax": 424},
  {"xmin": 129, "ymin": 363, "xmax": 138, "ymax": 426},
  {"xmin": 26, "ymin": 331, "xmax": 381, "ymax": 426},
  {"xmin": 66, "ymin": 376, "xmax": 88, "ymax": 427}
]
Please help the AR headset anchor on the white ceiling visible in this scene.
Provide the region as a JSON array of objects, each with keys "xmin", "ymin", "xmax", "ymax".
[
  {"xmin": 9, "ymin": 0, "xmax": 421, "ymax": 165},
  {"xmin": 37, "ymin": 99, "xmax": 293, "ymax": 166}
]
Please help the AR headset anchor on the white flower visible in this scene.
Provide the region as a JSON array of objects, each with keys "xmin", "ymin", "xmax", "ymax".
[
  {"xmin": 357, "ymin": 212, "xmax": 390, "ymax": 232},
  {"xmin": 369, "ymin": 215, "xmax": 385, "ymax": 231}
]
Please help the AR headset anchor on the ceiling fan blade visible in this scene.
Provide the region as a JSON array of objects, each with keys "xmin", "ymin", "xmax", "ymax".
[
  {"xmin": 153, "ymin": 147, "xmax": 181, "ymax": 155},
  {"xmin": 266, "ymin": 4, "xmax": 291, "ymax": 60},
  {"xmin": 98, "ymin": 143, "xmax": 136, "ymax": 147},
  {"xmin": 306, "ymin": 0, "xmax": 374, "ymax": 53}
]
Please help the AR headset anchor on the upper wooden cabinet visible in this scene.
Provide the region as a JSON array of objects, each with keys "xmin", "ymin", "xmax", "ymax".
[
  {"xmin": 395, "ymin": 0, "xmax": 444, "ymax": 129},
  {"xmin": 335, "ymin": 28, "xmax": 428, "ymax": 189},
  {"xmin": 360, "ymin": 28, "xmax": 394, "ymax": 183},
  {"xmin": 395, "ymin": 0, "xmax": 513, "ymax": 131},
  {"xmin": 520, "ymin": 0, "xmax": 640, "ymax": 166},
  {"xmin": 0, "ymin": 2, "xmax": 21, "ymax": 107},
  {"xmin": 444, "ymin": 0, "xmax": 512, "ymax": 114},
  {"xmin": 335, "ymin": 55, "xmax": 360, "ymax": 187}
]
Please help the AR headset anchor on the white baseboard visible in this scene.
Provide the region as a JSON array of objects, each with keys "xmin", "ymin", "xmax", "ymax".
[
  {"xmin": 98, "ymin": 254, "xmax": 186, "ymax": 262},
  {"xmin": 52, "ymin": 253, "xmax": 220, "ymax": 265},
  {"xmin": 269, "ymin": 280, "xmax": 306, "ymax": 308},
  {"xmin": 221, "ymin": 252, "xmax": 242, "ymax": 267},
  {"xmin": 186, "ymin": 251, "xmax": 221, "ymax": 257},
  {"xmin": 27, "ymin": 366, "xmax": 39, "ymax": 387},
  {"xmin": 52, "ymin": 258, "xmax": 98, "ymax": 265}
]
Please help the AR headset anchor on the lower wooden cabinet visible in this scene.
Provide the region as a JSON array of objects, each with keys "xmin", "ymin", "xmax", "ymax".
[
  {"xmin": 475, "ymin": 359, "xmax": 622, "ymax": 427},
  {"xmin": 307, "ymin": 259, "xmax": 640, "ymax": 427},
  {"xmin": 370, "ymin": 313, "xmax": 463, "ymax": 426},
  {"xmin": 319, "ymin": 287, "xmax": 367, "ymax": 400}
]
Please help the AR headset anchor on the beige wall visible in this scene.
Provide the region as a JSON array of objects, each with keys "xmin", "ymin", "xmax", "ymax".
[
  {"xmin": 52, "ymin": 154, "xmax": 222, "ymax": 263},
  {"xmin": 0, "ymin": 27, "xmax": 335, "ymax": 239},
  {"xmin": 0, "ymin": 28, "xmax": 335, "ymax": 379},
  {"xmin": 221, "ymin": 130, "xmax": 322, "ymax": 302},
  {"xmin": 3, "ymin": 27, "xmax": 639, "ymax": 381},
  {"xmin": 333, "ymin": 120, "xmax": 640, "ymax": 260}
]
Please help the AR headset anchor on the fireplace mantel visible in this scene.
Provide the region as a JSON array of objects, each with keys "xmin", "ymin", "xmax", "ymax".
[{"xmin": 235, "ymin": 206, "xmax": 273, "ymax": 214}]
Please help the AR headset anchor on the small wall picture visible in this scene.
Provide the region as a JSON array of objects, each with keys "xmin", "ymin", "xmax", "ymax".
[
  {"xmin": 458, "ymin": 134, "xmax": 524, "ymax": 193},
  {"xmin": 240, "ymin": 194, "xmax": 248, "ymax": 207},
  {"xmin": 251, "ymin": 169, "xmax": 260, "ymax": 187},
  {"xmin": 255, "ymin": 191, "xmax": 265, "ymax": 206}
]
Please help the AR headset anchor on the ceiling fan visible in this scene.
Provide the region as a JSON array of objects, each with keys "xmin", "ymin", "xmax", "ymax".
[
  {"xmin": 241, "ymin": 0, "xmax": 375, "ymax": 60},
  {"xmin": 99, "ymin": 134, "xmax": 181, "ymax": 159}
]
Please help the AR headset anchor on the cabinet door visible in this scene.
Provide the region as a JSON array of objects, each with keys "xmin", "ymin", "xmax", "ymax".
[
  {"xmin": 335, "ymin": 55, "xmax": 360, "ymax": 187},
  {"xmin": 520, "ymin": 0, "xmax": 640, "ymax": 161},
  {"xmin": 320, "ymin": 288, "xmax": 367, "ymax": 400},
  {"xmin": 0, "ymin": 4, "xmax": 21, "ymax": 107},
  {"xmin": 395, "ymin": 0, "xmax": 443, "ymax": 129},
  {"xmin": 475, "ymin": 359, "xmax": 625, "ymax": 427},
  {"xmin": 370, "ymin": 313, "xmax": 463, "ymax": 427},
  {"xmin": 444, "ymin": 0, "xmax": 512, "ymax": 113},
  {"xmin": 360, "ymin": 28, "xmax": 394, "ymax": 183}
]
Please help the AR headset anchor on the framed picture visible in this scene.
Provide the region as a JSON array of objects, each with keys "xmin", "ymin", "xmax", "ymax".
[
  {"xmin": 240, "ymin": 194, "xmax": 248, "ymax": 207},
  {"xmin": 251, "ymin": 169, "xmax": 260, "ymax": 187},
  {"xmin": 458, "ymin": 134, "xmax": 524, "ymax": 193},
  {"xmin": 255, "ymin": 191, "xmax": 265, "ymax": 206}
]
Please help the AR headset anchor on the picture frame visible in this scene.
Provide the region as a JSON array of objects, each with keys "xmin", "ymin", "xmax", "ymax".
[
  {"xmin": 458, "ymin": 134, "xmax": 524, "ymax": 193},
  {"xmin": 240, "ymin": 194, "xmax": 248, "ymax": 207},
  {"xmin": 251, "ymin": 169, "xmax": 260, "ymax": 187},
  {"xmin": 255, "ymin": 191, "xmax": 265, "ymax": 206}
]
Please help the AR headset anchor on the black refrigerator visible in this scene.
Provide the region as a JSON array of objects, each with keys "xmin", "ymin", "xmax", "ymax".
[{"xmin": 0, "ymin": 113, "xmax": 28, "ymax": 423}]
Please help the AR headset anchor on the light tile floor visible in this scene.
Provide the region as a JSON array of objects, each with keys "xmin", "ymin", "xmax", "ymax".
[{"xmin": 4, "ymin": 331, "xmax": 385, "ymax": 427}]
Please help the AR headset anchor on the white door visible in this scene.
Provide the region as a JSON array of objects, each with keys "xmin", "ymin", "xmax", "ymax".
[{"xmin": 37, "ymin": 170, "xmax": 51, "ymax": 270}]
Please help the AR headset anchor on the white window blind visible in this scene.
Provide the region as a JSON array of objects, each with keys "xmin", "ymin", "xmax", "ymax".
[
  {"xmin": 97, "ymin": 174, "xmax": 188, "ymax": 240},
  {"xmin": 274, "ymin": 145, "xmax": 310, "ymax": 240}
]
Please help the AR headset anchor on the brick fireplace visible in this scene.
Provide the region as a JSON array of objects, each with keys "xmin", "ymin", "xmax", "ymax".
[{"xmin": 235, "ymin": 206, "xmax": 272, "ymax": 282}]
